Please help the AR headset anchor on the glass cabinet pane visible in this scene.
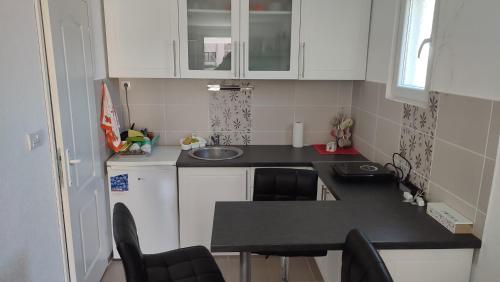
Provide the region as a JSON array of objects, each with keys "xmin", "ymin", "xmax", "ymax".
[
  {"xmin": 248, "ymin": 0, "xmax": 293, "ymax": 71},
  {"xmin": 187, "ymin": 0, "xmax": 232, "ymax": 71}
]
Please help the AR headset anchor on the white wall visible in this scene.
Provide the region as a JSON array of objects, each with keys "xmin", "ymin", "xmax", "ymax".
[
  {"xmin": 472, "ymin": 139, "xmax": 500, "ymax": 281},
  {"xmin": 0, "ymin": 0, "xmax": 67, "ymax": 281}
]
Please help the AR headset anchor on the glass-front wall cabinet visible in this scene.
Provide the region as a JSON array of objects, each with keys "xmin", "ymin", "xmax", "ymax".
[
  {"xmin": 179, "ymin": 0, "xmax": 239, "ymax": 78},
  {"xmin": 179, "ymin": 0, "xmax": 299, "ymax": 79},
  {"xmin": 240, "ymin": 0, "xmax": 300, "ymax": 79}
]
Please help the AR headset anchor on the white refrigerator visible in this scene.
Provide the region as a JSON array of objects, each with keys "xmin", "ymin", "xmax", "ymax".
[{"xmin": 107, "ymin": 146, "xmax": 180, "ymax": 259}]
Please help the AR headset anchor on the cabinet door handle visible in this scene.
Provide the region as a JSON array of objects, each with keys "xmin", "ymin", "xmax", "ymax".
[
  {"xmin": 245, "ymin": 170, "xmax": 249, "ymax": 200},
  {"xmin": 172, "ymin": 40, "xmax": 177, "ymax": 77},
  {"xmin": 242, "ymin": 42, "xmax": 246, "ymax": 78},
  {"xmin": 321, "ymin": 185, "xmax": 326, "ymax": 200},
  {"xmin": 233, "ymin": 41, "xmax": 239, "ymax": 78},
  {"xmin": 301, "ymin": 42, "xmax": 306, "ymax": 78}
]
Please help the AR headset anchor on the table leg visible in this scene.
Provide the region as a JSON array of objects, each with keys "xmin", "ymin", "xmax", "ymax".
[{"xmin": 240, "ymin": 252, "xmax": 251, "ymax": 282}]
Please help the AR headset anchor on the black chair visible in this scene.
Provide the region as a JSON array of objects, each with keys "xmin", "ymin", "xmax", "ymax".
[
  {"xmin": 113, "ymin": 202, "xmax": 225, "ymax": 282},
  {"xmin": 253, "ymin": 168, "xmax": 327, "ymax": 282},
  {"xmin": 342, "ymin": 229, "xmax": 393, "ymax": 282}
]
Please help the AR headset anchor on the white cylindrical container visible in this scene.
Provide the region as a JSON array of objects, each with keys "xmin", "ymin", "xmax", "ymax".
[{"xmin": 292, "ymin": 122, "xmax": 304, "ymax": 148}]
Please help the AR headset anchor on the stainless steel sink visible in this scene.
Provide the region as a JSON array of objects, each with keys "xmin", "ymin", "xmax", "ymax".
[{"xmin": 188, "ymin": 146, "xmax": 244, "ymax": 161}]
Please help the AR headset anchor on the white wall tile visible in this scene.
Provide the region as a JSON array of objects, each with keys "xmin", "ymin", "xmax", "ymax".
[
  {"xmin": 436, "ymin": 93, "xmax": 492, "ymax": 154},
  {"xmin": 294, "ymin": 81, "xmax": 338, "ymax": 106},
  {"xmin": 431, "ymin": 139, "xmax": 484, "ymax": 206},
  {"xmin": 165, "ymin": 104, "xmax": 209, "ymax": 131},
  {"xmin": 294, "ymin": 106, "xmax": 338, "ymax": 132},
  {"xmin": 486, "ymin": 101, "xmax": 500, "ymax": 159},
  {"xmin": 252, "ymin": 106, "xmax": 294, "ymax": 131}
]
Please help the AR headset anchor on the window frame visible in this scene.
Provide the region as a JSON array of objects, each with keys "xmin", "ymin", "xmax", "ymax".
[{"xmin": 386, "ymin": 0, "xmax": 440, "ymax": 107}]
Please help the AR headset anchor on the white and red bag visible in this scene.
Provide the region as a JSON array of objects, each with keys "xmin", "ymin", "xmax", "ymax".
[{"xmin": 100, "ymin": 81, "xmax": 125, "ymax": 152}]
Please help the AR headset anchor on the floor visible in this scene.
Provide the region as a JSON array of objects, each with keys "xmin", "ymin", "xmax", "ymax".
[{"xmin": 101, "ymin": 255, "xmax": 324, "ymax": 282}]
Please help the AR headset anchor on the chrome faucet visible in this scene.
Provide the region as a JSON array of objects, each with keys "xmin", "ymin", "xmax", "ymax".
[{"xmin": 210, "ymin": 134, "xmax": 221, "ymax": 146}]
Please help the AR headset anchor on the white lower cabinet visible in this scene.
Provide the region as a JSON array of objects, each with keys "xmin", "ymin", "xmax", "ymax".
[
  {"xmin": 178, "ymin": 167, "xmax": 249, "ymax": 251},
  {"xmin": 315, "ymin": 248, "xmax": 474, "ymax": 282}
]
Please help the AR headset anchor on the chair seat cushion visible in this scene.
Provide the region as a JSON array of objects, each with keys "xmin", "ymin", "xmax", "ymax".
[{"xmin": 143, "ymin": 246, "xmax": 225, "ymax": 282}]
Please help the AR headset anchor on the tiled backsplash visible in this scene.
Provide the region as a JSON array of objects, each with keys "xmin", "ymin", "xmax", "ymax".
[
  {"xmin": 351, "ymin": 81, "xmax": 500, "ymax": 238},
  {"xmin": 209, "ymin": 89, "xmax": 252, "ymax": 145},
  {"xmin": 118, "ymin": 79, "xmax": 352, "ymax": 146}
]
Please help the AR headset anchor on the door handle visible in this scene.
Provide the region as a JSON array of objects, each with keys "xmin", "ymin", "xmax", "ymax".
[
  {"xmin": 418, "ymin": 38, "xmax": 432, "ymax": 58},
  {"xmin": 301, "ymin": 42, "xmax": 306, "ymax": 78},
  {"xmin": 64, "ymin": 149, "xmax": 73, "ymax": 187},
  {"xmin": 69, "ymin": 159, "xmax": 81, "ymax": 165}
]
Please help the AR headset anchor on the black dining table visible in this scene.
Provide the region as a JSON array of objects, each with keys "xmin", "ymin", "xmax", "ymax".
[{"xmin": 210, "ymin": 167, "xmax": 481, "ymax": 282}]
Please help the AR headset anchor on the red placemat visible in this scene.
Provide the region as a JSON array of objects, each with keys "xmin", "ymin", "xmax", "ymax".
[{"xmin": 312, "ymin": 144, "xmax": 360, "ymax": 155}]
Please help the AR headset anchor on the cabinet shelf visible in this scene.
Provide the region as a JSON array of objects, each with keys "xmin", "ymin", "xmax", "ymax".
[{"xmin": 187, "ymin": 8, "xmax": 291, "ymax": 16}]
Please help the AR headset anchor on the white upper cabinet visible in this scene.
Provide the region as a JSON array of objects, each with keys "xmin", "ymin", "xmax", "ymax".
[
  {"xmin": 178, "ymin": 0, "xmax": 240, "ymax": 79},
  {"xmin": 299, "ymin": 0, "xmax": 372, "ymax": 80},
  {"xmin": 430, "ymin": 0, "xmax": 500, "ymax": 101},
  {"xmin": 239, "ymin": 0, "xmax": 301, "ymax": 79},
  {"xmin": 104, "ymin": 0, "xmax": 179, "ymax": 78},
  {"xmin": 367, "ymin": 0, "xmax": 500, "ymax": 101},
  {"xmin": 365, "ymin": 0, "xmax": 398, "ymax": 83}
]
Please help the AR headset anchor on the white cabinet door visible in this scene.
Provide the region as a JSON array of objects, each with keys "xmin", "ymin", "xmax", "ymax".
[
  {"xmin": 239, "ymin": 0, "xmax": 301, "ymax": 79},
  {"xmin": 178, "ymin": 0, "xmax": 240, "ymax": 79},
  {"xmin": 178, "ymin": 167, "xmax": 249, "ymax": 250},
  {"xmin": 430, "ymin": 0, "xmax": 500, "ymax": 101},
  {"xmin": 104, "ymin": 0, "xmax": 179, "ymax": 78},
  {"xmin": 365, "ymin": 0, "xmax": 398, "ymax": 83},
  {"xmin": 299, "ymin": 0, "xmax": 372, "ymax": 80}
]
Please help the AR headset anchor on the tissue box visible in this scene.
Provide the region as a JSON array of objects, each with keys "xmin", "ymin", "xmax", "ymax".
[{"xmin": 426, "ymin": 202, "xmax": 473, "ymax": 234}]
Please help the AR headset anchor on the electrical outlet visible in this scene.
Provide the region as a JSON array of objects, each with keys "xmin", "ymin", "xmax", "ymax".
[{"xmin": 122, "ymin": 81, "xmax": 131, "ymax": 90}]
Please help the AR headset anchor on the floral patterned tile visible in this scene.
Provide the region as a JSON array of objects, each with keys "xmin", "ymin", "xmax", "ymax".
[
  {"xmin": 210, "ymin": 132, "xmax": 251, "ymax": 146},
  {"xmin": 402, "ymin": 92, "xmax": 439, "ymax": 136},
  {"xmin": 399, "ymin": 127, "xmax": 434, "ymax": 179},
  {"xmin": 408, "ymin": 171, "xmax": 430, "ymax": 193},
  {"xmin": 210, "ymin": 89, "xmax": 252, "ymax": 132}
]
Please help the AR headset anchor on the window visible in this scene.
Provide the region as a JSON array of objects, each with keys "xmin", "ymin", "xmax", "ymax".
[{"xmin": 387, "ymin": 0, "xmax": 438, "ymax": 106}]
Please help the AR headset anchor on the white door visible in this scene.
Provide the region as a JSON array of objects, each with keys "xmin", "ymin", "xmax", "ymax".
[
  {"xmin": 178, "ymin": 0, "xmax": 240, "ymax": 79},
  {"xmin": 299, "ymin": 0, "xmax": 372, "ymax": 80},
  {"xmin": 42, "ymin": 0, "xmax": 109, "ymax": 281},
  {"xmin": 178, "ymin": 168, "xmax": 248, "ymax": 251},
  {"xmin": 104, "ymin": 0, "xmax": 179, "ymax": 78},
  {"xmin": 239, "ymin": 0, "xmax": 301, "ymax": 79}
]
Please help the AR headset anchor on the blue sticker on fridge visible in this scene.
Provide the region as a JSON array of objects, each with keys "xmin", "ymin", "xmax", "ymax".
[{"xmin": 110, "ymin": 174, "xmax": 128, "ymax": 191}]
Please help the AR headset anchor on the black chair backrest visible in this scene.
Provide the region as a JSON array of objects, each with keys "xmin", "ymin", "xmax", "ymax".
[
  {"xmin": 342, "ymin": 229, "xmax": 393, "ymax": 282},
  {"xmin": 113, "ymin": 202, "xmax": 148, "ymax": 282},
  {"xmin": 253, "ymin": 168, "xmax": 318, "ymax": 201}
]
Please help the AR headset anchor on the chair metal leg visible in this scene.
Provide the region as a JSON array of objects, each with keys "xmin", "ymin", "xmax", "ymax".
[{"xmin": 281, "ymin": 257, "xmax": 289, "ymax": 282}]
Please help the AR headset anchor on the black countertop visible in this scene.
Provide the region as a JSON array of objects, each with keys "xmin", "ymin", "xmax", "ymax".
[
  {"xmin": 176, "ymin": 145, "xmax": 367, "ymax": 167},
  {"xmin": 212, "ymin": 201, "xmax": 481, "ymax": 252},
  {"xmin": 207, "ymin": 146, "xmax": 481, "ymax": 252}
]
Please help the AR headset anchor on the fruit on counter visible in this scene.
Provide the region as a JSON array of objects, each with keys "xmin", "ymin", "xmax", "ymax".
[
  {"xmin": 182, "ymin": 136, "xmax": 199, "ymax": 145},
  {"xmin": 128, "ymin": 129, "xmax": 144, "ymax": 138}
]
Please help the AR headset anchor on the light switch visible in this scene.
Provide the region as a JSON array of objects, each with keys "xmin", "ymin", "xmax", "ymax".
[{"xmin": 26, "ymin": 132, "xmax": 42, "ymax": 151}]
